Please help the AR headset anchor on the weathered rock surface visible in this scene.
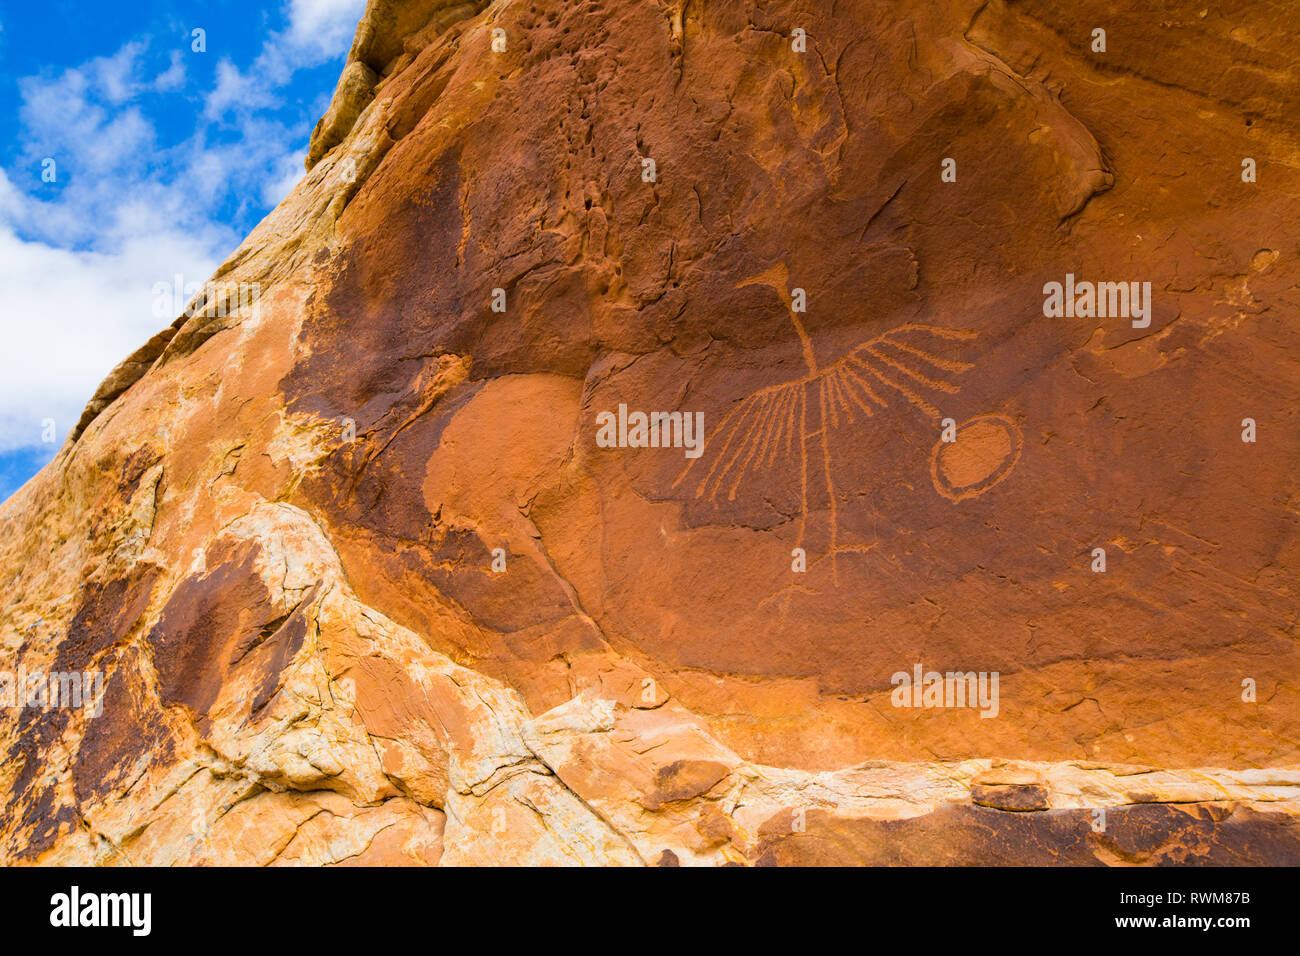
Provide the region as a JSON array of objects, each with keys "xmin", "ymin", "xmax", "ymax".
[{"xmin": 1, "ymin": 0, "xmax": 1298, "ymax": 865}]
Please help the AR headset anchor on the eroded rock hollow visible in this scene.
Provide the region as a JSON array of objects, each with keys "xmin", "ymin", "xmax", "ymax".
[{"xmin": 2, "ymin": 0, "xmax": 1298, "ymax": 865}]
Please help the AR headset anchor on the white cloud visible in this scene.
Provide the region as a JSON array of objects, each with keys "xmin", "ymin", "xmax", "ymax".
[
  {"xmin": 287, "ymin": 0, "xmax": 367, "ymax": 59},
  {"xmin": 153, "ymin": 50, "xmax": 187, "ymax": 93},
  {"xmin": 91, "ymin": 41, "xmax": 147, "ymax": 104},
  {"xmin": 0, "ymin": 0, "xmax": 359, "ymax": 460},
  {"xmin": 262, "ymin": 150, "xmax": 306, "ymax": 208},
  {"xmin": 202, "ymin": 0, "xmax": 363, "ymax": 122},
  {"xmin": 204, "ymin": 57, "xmax": 283, "ymax": 121},
  {"xmin": 0, "ymin": 206, "xmax": 218, "ymax": 451},
  {"xmin": 19, "ymin": 70, "xmax": 156, "ymax": 182}
]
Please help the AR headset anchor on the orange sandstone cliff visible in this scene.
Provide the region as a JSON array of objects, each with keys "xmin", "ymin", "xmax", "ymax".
[{"xmin": 1, "ymin": 0, "xmax": 1298, "ymax": 865}]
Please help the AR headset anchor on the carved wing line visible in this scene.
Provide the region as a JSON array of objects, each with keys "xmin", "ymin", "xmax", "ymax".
[{"xmin": 675, "ymin": 324, "xmax": 978, "ymax": 503}]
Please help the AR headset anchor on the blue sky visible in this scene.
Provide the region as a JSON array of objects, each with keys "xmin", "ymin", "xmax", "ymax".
[{"xmin": 0, "ymin": 0, "xmax": 365, "ymax": 500}]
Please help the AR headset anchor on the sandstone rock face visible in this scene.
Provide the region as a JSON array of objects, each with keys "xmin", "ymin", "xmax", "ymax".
[{"xmin": 2, "ymin": 0, "xmax": 1298, "ymax": 865}]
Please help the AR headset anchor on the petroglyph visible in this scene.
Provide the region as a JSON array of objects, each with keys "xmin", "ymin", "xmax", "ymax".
[
  {"xmin": 676, "ymin": 309, "xmax": 978, "ymax": 579},
  {"xmin": 930, "ymin": 414, "xmax": 1023, "ymax": 502}
]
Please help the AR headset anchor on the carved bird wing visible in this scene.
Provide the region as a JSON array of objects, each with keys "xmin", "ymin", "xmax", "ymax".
[
  {"xmin": 816, "ymin": 323, "xmax": 977, "ymax": 424},
  {"xmin": 674, "ymin": 324, "xmax": 976, "ymax": 504}
]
